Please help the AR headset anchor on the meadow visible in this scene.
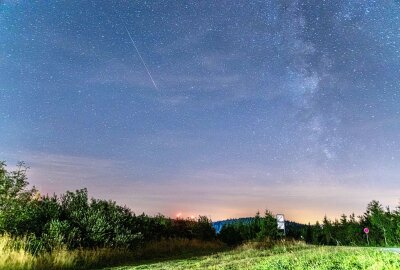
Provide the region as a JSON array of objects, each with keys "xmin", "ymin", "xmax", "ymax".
[
  {"xmin": 109, "ymin": 244, "xmax": 400, "ymax": 270},
  {"xmin": 0, "ymin": 235, "xmax": 225, "ymax": 270},
  {"xmin": 2, "ymin": 162, "xmax": 400, "ymax": 270},
  {"xmin": 2, "ymin": 235, "xmax": 400, "ymax": 270}
]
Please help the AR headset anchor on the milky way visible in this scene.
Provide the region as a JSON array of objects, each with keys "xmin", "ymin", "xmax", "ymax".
[{"xmin": 1, "ymin": 1, "xmax": 399, "ymax": 222}]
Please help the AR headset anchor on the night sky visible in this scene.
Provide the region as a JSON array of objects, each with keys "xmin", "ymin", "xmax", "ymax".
[{"xmin": 1, "ymin": 1, "xmax": 400, "ymax": 223}]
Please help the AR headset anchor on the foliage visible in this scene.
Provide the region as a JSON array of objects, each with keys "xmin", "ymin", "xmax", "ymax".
[
  {"xmin": 0, "ymin": 161, "xmax": 217, "ymax": 254},
  {"xmin": 217, "ymin": 199, "xmax": 400, "ymax": 247},
  {"xmin": 218, "ymin": 210, "xmax": 298, "ymax": 245},
  {"xmin": 2, "ymin": 160, "xmax": 400, "ymax": 270},
  {"xmin": 302, "ymin": 200, "xmax": 400, "ymax": 247}
]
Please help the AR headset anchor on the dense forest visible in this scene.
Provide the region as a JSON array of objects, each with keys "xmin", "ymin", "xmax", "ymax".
[
  {"xmin": 1, "ymin": 161, "xmax": 400, "ymax": 255},
  {"xmin": 213, "ymin": 217, "xmax": 305, "ymax": 244},
  {"xmin": 215, "ymin": 200, "xmax": 400, "ymax": 247}
]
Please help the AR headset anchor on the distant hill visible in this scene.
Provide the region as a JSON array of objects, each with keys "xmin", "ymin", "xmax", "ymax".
[
  {"xmin": 212, "ymin": 217, "xmax": 306, "ymax": 237},
  {"xmin": 213, "ymin": 217, "xmax": 254, "ymax": 233}
]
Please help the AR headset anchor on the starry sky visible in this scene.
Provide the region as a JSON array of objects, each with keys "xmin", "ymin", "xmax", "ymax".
[{"xmin": 1, "ymin": 1, "xmax": 400, "ymax": 223}]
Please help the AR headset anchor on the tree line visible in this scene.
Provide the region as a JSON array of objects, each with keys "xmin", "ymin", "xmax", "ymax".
[
  {"xmin": 217, "ymin": 211, "xmax": 304, "ymax": 246},
  {"xmin": 303, "ymin": 200, "xmax": 400, "ymax": 246},
  {"xmin": 0, "ymin": 162, "xmax": 216, "ymax": 253},
  {"xmin": 217, "ymin": 201, "xmax": 400, "ymax": 247},
  {"xmin": 1, "ymin": 161, "xmax": 399, "ymax": 253}
]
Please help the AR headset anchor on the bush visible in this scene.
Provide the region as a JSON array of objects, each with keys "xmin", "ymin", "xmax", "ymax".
[{"xmin": 0, "ymin": 161, "xmax": 218, "ymax": 254}]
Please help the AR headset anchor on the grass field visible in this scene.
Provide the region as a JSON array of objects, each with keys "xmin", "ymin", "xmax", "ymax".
[
  {"xmin": 2, "ymin": 235, "xmax": 400, "ymax": 270},
  {"xmin": 0, "ymin": 235, "xmax": 225, "ymax": 270},
  {"xmin": 107, "ymin": 243, "xmax": 400, "ymax": 270}
]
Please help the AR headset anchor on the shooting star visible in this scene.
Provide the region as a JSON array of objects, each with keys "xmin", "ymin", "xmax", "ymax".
[{"xmin": 123, "ymin": 25, "xmax": 159, "ymax": 90}]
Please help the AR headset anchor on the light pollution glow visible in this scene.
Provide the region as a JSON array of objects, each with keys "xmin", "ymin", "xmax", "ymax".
[{"xmin": 1, "ymin": 1, "xmax": 400, "ymax": 223}]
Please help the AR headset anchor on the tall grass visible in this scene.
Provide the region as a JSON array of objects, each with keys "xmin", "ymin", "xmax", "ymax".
[
  {"xmin": 110, "ymin": 242, "xmax": 400, "ymax": 270},
  {"xmin": 0, "ymin": 235, "xmax": 225, "ymax": 270},
  {"xmin": 238, "ymin": 238, "xmax": 307, "ymax": 251},
  {"xmin": 0, "ymin": 234, "xmax": 132, "ymax": 270},
  {"xmin": 138, "ymin": 238, "xmax": 226, "ymax": 259}
]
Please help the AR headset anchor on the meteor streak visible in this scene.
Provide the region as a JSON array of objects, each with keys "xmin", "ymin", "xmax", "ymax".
[
  {"xmin": 108, "ymin": 4, "xmax": 159, "ymax": 90},
  {"xmin": 123, "ymin": 25, "xmax": 159, "ymax": 90}
]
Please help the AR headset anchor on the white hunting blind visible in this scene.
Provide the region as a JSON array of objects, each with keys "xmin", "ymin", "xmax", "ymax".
[{"xmin": 276, "ymin": 214, "xmax": 285, "ymax": 235}]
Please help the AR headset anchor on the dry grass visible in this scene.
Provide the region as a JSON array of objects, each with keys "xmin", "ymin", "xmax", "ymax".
[
  {"xmin": 138, "ymin": 238, "xmax": 225, "ymax": 259},
  {"xmin": 0, "ymin": 234, "xmax": 133, "ymax": 270},
  {"xmin": 5, "ymin": 234, "xmax": 396, "ymax": 270},
  {"xmin": 238, "ymin": 238, "xmax": 307, "ymax": 251},
  {"xmin": 0, "ymin": 235, "xmax": 225, "ymax": 270}
]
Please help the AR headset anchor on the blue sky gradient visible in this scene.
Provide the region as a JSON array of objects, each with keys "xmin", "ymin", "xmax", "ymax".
[{"xmin": 1, "ymin": 1, "xmax": 400, "ymax": 222}]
